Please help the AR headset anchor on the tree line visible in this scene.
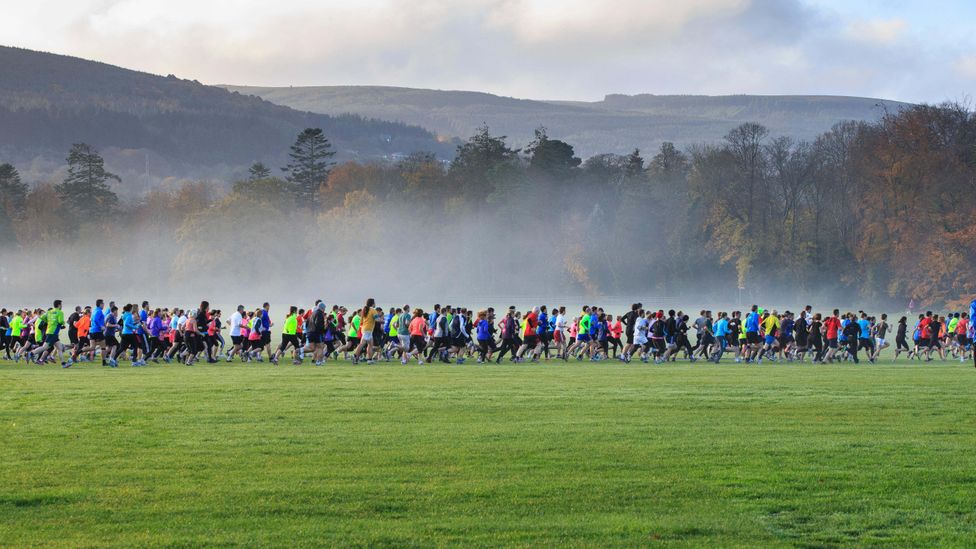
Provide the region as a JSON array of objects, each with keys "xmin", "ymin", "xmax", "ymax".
[{"xmin": 1, "ymin": 103, "xmax": 974, "ymax": 307}]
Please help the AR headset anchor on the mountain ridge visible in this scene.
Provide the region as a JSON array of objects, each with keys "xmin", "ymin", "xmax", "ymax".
[{"xmin": 222, "ymin": 84, "xmax": 911, "ymax": 157}]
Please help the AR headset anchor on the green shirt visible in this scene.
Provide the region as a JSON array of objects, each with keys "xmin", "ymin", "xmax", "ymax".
[
  {"xmin": 578, "ymin": 314, "xmax": 590, "ymax": 334},
  {"xmin": 45, "ymin": 308, "xmax": 64, "ymax": 335},
  {"xmin": 347, "ymin": 315, "xmax": 360, "ymax": 338},
  {"xmin": 10, "ymin": 316, "xmax": 24, "ymax": 337},
  {"xmin": 283, "ymin": 314, "xmax": 298, "ymax": 335}
]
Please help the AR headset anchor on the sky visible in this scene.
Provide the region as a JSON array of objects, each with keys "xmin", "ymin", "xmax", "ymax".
[{"xmin": 2, "ymin": 0, "xmax": 974, "ymax": 103}]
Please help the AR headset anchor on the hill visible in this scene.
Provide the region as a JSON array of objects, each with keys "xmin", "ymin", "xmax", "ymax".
[
  {"xmin": 223, "ymin": 85, "xmax": 910, "ymax": 157},
  {"xmin": 0, "ymin": 47, "xmax": 452, "ymax": 190}
]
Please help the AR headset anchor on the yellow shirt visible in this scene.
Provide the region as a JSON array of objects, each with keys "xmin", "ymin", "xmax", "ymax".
[
  {"xmin": 360, "ymin": 307, "xmax": 377, "ymax": 332},
  {"xmin": 762, "ymin": 315, "xmax": 780, "ymax": 335}
]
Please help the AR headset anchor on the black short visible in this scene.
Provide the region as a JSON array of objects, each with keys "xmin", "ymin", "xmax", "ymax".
[
  {"xmin": 104, "ymin": 334, "xmax": 119, "ymax": 347},
  {"xmin": 928, "ymin": 337, "xmax": 941, "ymax": 349},
  {"xmin": 523, "ymin": 335, "xmax": 538, "ymax": 348},
  {"xmin": 261, "ymin": 331, "xmax": 271, "ymax": 345},
  {"xmin": 347, "ymin": 337, "xmax": 360, "ymax": 347},
  {"xmin": 626, "ymin": 332, "xmax": 634, "ymax": 345},
  {"xmin": 279, "ymin": 333, "xmax": 301, "ymax": 350},
  {"xmin": 828, "ymin": 338, "xmax": 838, "ymax": 349},
  {"xmin": 231, "ymin": 335, "xmax": 243, "ymax": 345},
  {"xmin": 90, "ymin": 332, "xmax": 105, "ymax": 342},
  {"xmin": 452, "ymin": 337, "xmax": 467, "ymax": 348},
  {"xmin": 746, "ymin": 332, "xmax": 760, "ymax": 345}
]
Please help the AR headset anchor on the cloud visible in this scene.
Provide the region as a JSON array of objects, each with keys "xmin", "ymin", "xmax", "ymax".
[
  {"xmin": 845, "ymin": 18, "xmax": 907, "ymax": 45},
  {"xmin": 955, "ymin": 55, "xmax": 976, "ymax": 80},
  {"xmin": 0, "ymin": 0, "xmax": 970, "ymax": 103}
]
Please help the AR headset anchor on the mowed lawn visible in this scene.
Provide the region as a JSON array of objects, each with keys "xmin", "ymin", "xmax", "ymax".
[{"xmin": 2, "ymin": 359, "xmax": 976, "ymax": 547}]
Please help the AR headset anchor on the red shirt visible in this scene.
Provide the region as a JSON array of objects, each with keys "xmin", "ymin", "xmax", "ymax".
[
  {"xmin": 919, "ymin": 317, "xmax": 931, "ymax": 339},
  {"xmin": 524, "ymin": 312, "xmax": 538, "ymax": 337},
  {"xmin": 824, "ymin": 317, "xmax": 840, "ymax": 339}
]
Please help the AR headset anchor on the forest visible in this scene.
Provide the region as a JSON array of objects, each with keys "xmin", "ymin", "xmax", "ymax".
[{"xmin": 1, "ymin": 102, "xmax": 974, "ymax": 308}]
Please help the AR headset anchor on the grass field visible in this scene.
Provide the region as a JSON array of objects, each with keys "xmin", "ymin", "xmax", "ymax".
[{"xmin": 2, "ymin": 358, "xmax": 976, "ymax": 547}]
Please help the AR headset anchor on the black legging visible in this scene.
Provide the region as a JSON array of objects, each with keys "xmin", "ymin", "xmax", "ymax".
[
  {"xmin": 495, "ymin": 338, "xmax": 518, "ymax": 362},
  {"xmin": 812, "ymin": 336, "xmax": 825, "ymax": 361},
  {"xmin": 478, "ymin": 339, "xmax": 490, "ymax": 361},
  {"xmin": 409, "ymin": 335, "xmax": 426, "ymax": 355},
  {"xmin": 116, "ymin": 333, "xmax": 140, "ymax": 360},
  {"xmin": 896, "ymin": 335, "xmax": 910, "ymax": 352}
]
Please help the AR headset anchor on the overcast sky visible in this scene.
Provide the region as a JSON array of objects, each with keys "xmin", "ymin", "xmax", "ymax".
[{"xmin": 3, "ymin": 0, "xmax": 973, "ymax": 103}]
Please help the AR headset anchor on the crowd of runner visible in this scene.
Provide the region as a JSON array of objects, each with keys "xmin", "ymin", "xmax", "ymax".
[{"xmin": 1, "ymin": 299, "xmax": 975, "ymax": 368}]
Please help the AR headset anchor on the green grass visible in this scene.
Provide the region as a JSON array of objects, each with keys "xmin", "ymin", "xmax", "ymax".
[{"xmin": 2, "ymin": 358, "xmax": 975, "ymax": 547}]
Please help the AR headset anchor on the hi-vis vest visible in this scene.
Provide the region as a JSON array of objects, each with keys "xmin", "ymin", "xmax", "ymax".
[{"xmin": 389, "ymin": 314, "xmax": 399, "ymax": 337}]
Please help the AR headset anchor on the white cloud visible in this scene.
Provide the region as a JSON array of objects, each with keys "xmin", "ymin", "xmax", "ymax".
[
  {"xmin": 955, "ymin": 55, "xmax": 976, "ymax": 80},
  {"xmin": 844, "ymin": 18, "xmax": 907, "ymax": 45},
  {"xmin": 0, "ymin": 0, "xmax": 969, "ymax": 103}
]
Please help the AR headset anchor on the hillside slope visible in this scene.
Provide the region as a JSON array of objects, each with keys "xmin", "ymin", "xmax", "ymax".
[{"xmin": 0, "ymin": 47, "xmax": 451, "ymax": 188}]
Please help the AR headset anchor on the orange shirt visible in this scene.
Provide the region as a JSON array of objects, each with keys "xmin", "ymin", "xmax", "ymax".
[
  {"xmin": 409, "ymin": 316, "xmax": 427, "ymax": 337},
  {"xmin": 75, "ymin": 315, "xmax": 91, "ymax": 338}
]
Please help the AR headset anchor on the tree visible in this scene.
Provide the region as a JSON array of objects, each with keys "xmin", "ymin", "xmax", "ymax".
[
  {"xmin": 623, "ymin": 149, "xmax": 645, "ymax": 179},
  {"xmin": 248, "ymin": 162, "xmax": 272, "ymax": 181},
  {"xmin": 449, "ymin": 125, "xmax": 519, "ymax": 201},
  {"xmin": 525, "ymin": 127, "xmax": 581, "ymax": 179},
  {"xmin": 0, "ymin": 163, "xmax": 28, "ymax": 219},
  {"xmin": 56, "ymin": 143, "xmax": 120, "ymax": 219},
  {"xmin": 282, "ymin": 128, "xmax": 335, "ymax": 207},
  {"xmin": 395, "ymin": 152, "xmax": 447, "ymax": 209},
  {"xmin": 648, "ymin": 142, "xmax": 688, "ymax": 180}
]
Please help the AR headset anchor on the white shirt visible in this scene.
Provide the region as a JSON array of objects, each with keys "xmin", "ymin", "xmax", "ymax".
[{"xmin": 229, "ymin": 311, "xmax": 243, "ymax": 337}]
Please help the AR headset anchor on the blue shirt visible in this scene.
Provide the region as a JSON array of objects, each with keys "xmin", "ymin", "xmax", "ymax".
[
  {"xmin": 588, "ymin": 313, "xmax": 598, "ymax": 335},
  {"xmin": 536, "ymin": 312, "xmax": 548, "ymax": 335},
  {"xmin": 476, "ymin": 319, "xmax": 491, "ymax": 340},
  {"xmin": 839, "ymin": 319, "xmax": 849, "ymax": 341},
  {"xmin": 745, "ymin": 312, "xmax": 759, "ymax": 332},
  {"xmin": 713, "ymin": 318, "xmax": 729, "ymax": 337},
  {"xmin": 261, "ymin": 309, "xmax": 270, "ymax": 330},
  {"xmin": 139, "ymin": 310, "xmax": 148, "ymax": 334},
  {"xmin": 781, "ymin": 319, "xmax": 793, "ymax": 338},
  {"xmin": 105, "ymin": 313, "xmax": 118, "ymax": 337},
  {"xmin": 121, "ymin": 312, "xmax": 136, "ymax": 335},
  {"xmin": 90, "ymin": 307, "xmax": 105, "ymax": 334},
  {"xmin": 858, "ymin": 319, "xmax": 871, "ymax": 339}
]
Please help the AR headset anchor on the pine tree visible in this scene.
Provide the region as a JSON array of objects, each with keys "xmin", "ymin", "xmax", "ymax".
[
  {"xmin": 282, "ymin": 128, "xmax": 335, "ymax": 207},
  {"xmin": 56, "ymin": 143, "xmax": 120, "ymax": 219},
  {"xmin": 0, "ymin": 163, "xmax": 29, "ymax": 219},
  {"xmin": 248, "ymin": 162, "xmax": 272, "ymax": 181}
]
